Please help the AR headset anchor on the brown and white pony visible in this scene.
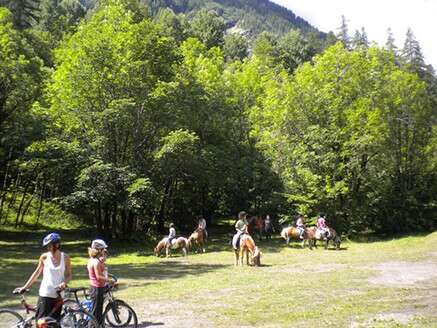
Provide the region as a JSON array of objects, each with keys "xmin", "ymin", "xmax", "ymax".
[
  {"xmin": 314, "ymin": 227, "xmax": 341, "ymax": 250},
  {"xmin": 234, "ymin": 234, "xmax": 261, "ymax": 266},
  {"xmin": 187, "ymin": 228, "xmax": 206, "ymax": 253},
  {"xmin": 280, "ymin": 226, "xmax": 318, "ymax": 249},
  {"xmin": 154, "ymin": 237, "xmax": 189, "ymax": 257}
]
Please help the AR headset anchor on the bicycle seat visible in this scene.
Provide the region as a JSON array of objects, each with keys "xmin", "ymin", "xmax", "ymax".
[{"xmin": 65, "ymin": 287, "xmax": 87, "ymax": 293}]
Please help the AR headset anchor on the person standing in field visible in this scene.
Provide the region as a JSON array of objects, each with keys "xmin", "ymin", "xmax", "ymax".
[
  {"xmin": 87, "ymin": 239, "xmax": 112, "ymax": 326},
  {"xmin": 16, "ymin": 233, "xmax": 72, "ymax": 321}
]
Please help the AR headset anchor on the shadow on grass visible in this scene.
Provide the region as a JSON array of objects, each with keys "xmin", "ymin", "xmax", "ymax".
[
  {"xmin": 138, "ymin": 322, "xmax": 165, "ymax": 327},
  {"xmin": 110, "ymin": 261, "xmax": 230, "ymax": 283}
]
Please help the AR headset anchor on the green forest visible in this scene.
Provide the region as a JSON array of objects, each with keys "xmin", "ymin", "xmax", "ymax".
[{"xmin": 1, "ymin": 0, "xmax": 436, "ymax": 239}]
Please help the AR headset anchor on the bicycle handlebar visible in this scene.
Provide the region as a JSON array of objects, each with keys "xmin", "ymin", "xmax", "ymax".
[
  {"xmin": 108, "ymin": 273, "xmax": 118, "ymax": 283},
  {"xmin": 13, "ymin": 288, "xmax": 29, "ymax": 295}
]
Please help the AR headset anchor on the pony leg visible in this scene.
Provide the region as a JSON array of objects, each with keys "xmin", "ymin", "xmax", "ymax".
[
  {"xmin": 166, "ymin": 247, "xmax": 170, "ymax": 258},
  {"xmin": 286, "ymin": 236, "xmax": 290, "ymax": 245},
  {"xmin": 240, "ymin": 248, "xmax": 245, "ymax": 266},
  {"xmin": 182, "ymin": 247, "xmax": 187, "ymax": 256},
  {"xmin": 246, "ymin": 249, "xmax": 250, "ymax": 266},
  {"xmin": 234, "ymin": 250, "xmax": 239, "ymax": 266}
]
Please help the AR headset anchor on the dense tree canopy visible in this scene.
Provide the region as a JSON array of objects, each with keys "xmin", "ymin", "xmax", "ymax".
[{"xmin": 0, "ymin": 0, "xmax": 436, "ymax": 238}]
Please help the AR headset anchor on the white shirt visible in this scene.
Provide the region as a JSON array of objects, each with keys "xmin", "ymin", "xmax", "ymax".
[{"xmin": 39, "ymin": 252, "xmax": 65, "ymax": 298}]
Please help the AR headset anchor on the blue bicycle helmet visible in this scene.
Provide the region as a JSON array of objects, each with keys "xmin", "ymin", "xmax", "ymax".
[{"xmin": 42, "ymin": 233, "xmax": 61, "ymax": 247}]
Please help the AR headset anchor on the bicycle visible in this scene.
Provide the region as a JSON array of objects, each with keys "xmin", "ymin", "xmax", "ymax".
[
  {"xmin": 64, "ymin": 275, "xmax": 137, "ymax": 328},
  {"xmin": 0, "ymin": 288, "xmax": 99, "ymax": 328}
]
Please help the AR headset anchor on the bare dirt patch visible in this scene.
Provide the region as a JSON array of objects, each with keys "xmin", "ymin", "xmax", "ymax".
[
  {"xmin": 132, "ymin": 299, "xmax": 215, "ymax": 328},
  {"xmin": 368, "ymin": 261, "xmax": 437, "ymax": 286},
  {"xmin": 266, "ymin": 263, "xmax": 347, "ymax": 274}
]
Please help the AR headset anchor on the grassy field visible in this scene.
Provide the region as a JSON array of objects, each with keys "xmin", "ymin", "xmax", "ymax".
[{"xmin": 1, "ymin": 228, "xmax": 436, "ymax": 328}]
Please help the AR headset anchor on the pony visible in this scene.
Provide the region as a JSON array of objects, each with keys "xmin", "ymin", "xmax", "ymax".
[
  {"xmin": 254, "ymin": 216, "xmax": 265, "ymax": 241},
  {"xmin": 234, "ymin": 234, "xmax": 261, "ymax": 266},
  {"xmin": 314, "ymin": 227, "xmax": 341, "ymax": 250},
  {"xmin": 187, "ymin": 228, "xmax": 206, "ymax": 253},
  {"xmin": 154, "ymin": 236, "xmax": 189, "ymax": 257},
  {"xmin": 280, "ymin": 226, "xmax": 318, "ymax": 249}
]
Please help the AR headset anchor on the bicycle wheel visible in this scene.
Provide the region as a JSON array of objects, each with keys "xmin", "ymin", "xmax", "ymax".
[
  {"xmin": 103, "ymin": 300, "xmax": 137, "ymax": 328},
  {"xmin": 60, "ymin": 308, "xmax": 99, "ymax": 328},
  {"xmin": 0, "ymin": 310, "xmax": 25, "ymax": 328}
]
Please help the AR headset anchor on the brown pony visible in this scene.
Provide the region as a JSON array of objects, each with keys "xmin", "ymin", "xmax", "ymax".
[
  {"xmin": 187, "ymin": 228, "xmax": 206, "ymax": 253},
  {"xmin": 280, "ymin": 226, "xmax": 318, "ymax": 249},
  {"xmin": 234, "ymin": 234, "xmax": 261, "ymax": 266},
  {"xmin": 154, "ymin": 237, "xmax": 189, "ymax": 257},
  {"xmin": 254, "ymin": 216, "xmax": 265, "ymax": 240},
  {"xmin": 314, "ymin": 227, "xmax": 341, "ymax": 250}
]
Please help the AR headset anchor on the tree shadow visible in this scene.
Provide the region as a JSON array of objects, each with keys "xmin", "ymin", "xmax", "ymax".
[
  {"xmin": 109, "ymin": 261, "xmax": 230, "ymax": 283},
  {"xmin": 326, "ymin": 247, "xmax": 348, "ymax": 251},
  {"xmin": 137, "ymin": 322, "xmax": 165, "ymax": 327}
]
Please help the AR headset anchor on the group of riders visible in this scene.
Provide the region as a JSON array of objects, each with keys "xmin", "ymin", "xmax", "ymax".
[
  {"xmin": 163, "ymin": 211, "xmax": 332, "ymax": 251},
  {"xmin": 15, "ymin": 233, "xmax": 113, "ymax": 326},
  {"xmin": 296, "ymin": 214, "xmax": 331, "ymax": 240}
]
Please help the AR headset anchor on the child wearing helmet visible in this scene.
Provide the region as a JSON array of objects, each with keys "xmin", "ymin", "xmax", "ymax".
[
  {"xmin": 166, "ymin": 223, "xmax": 176, "ymax": 247},
  {"xmin": 16, "ymin": 233, "xmax": 72, "ymax": 321},
  {"xmin": 87, "ymin": 239, "xmax": 112, "ymax": 325}
]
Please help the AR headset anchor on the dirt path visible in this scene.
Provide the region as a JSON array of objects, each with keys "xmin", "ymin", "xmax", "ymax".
[{"xmin": 129, "ymin": 253, "xmax": 437, "ymax": 328}]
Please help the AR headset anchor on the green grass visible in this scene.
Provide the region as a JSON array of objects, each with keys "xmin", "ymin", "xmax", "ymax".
[{"xmin": 1, "ymin": 229, "xmax": 436, "ymax": 327}]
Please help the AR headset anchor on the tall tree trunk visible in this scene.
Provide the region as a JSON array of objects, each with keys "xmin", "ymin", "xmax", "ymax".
[
  {"xmin": 20, "ymin": 176, "xmax": 39, "ymax": 225},
  {"xmin": 35, "ymin": 178, "xmax": 46, "ymax": 227},
  {"xmin": 103, "ymin": 205, "xmax": 111, "ymax": 241},
  {"xmin": 156, "ymin": 179, "xmax": 172, "ymax": 233},
  {"xmin": 3, "ymin": 173, "xmax": 21, "ymax": 225},
  {"xmin": 121, "ymin": 207, "xmax": 127, "ymax": 237},
  {"xmin": 15, "ymin": 180, "xmax": 32, "ymax": 228},
  {"xmin": 111, "ymin": 204, "xmax": 118, "ymax": 238},
  {"xmin": 0, "ymin": 148, "xmax": 13, "ymax": 222},
  {"xmin": 126, "ymin": 210, "xmax": 134, "ymax": 235},
  {"xmin": 96, "ymin": 201, "xmax": 103, "ymax": 234}
]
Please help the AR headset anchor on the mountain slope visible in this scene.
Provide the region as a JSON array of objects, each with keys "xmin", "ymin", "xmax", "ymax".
[{"xmin": 143, "ymin": 0, "xmax": 321, "ymax": 37}]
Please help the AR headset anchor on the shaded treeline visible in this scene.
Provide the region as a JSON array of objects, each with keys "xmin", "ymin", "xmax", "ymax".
[{"xmin": 0, "ymin": 0, "xmax": 436, "ymax": 239}]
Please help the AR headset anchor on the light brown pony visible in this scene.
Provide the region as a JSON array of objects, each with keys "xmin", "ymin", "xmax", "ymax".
[
  {"xmin": 280, "ymin": 226, "xmax": 318, "ymax": 249},
  {"xmin": 154, "ymin": 237, "xmax": 189, "ymax": 257},
  {"xmin": 234, "ymin": 234, "xmax": 261, "ymax": 266},
  {"xmin": 187, "ymin": 228, "xmax": 206, "ymax": 253}
]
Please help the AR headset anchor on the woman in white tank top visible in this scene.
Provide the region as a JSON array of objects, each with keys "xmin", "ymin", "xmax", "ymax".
[{"xmin": 17, "ymin": 233, "xmax": 72, "ymax": 321}]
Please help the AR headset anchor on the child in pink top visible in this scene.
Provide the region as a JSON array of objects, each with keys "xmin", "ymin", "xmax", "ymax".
[{"xmin": 87, "ymin": 239, "xmax": 111, "ymax": 325}]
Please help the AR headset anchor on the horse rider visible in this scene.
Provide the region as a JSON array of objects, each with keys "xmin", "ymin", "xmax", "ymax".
[
  {"xmin": 317, "ymin": 214, "xmax": 330, "ymax": 239},
  {"xmin": 166, "ymin": 223, "xmax": 176, "ymax": 247},
  {"xmin": 296, "ymin": 215, "xmax": 305, "ymax": 240},
  {"xmin": 233, "ymin": 211, "xmax": 248, "ymax": 249},
  {"xmin": 197, "ymin": 216, "xmax": 208, "ymax": 242},
  {"xmin": 264, "ymin": 214, "xmax": 274, "ymax": 240}
]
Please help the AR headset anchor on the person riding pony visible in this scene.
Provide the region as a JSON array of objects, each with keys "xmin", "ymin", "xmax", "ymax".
[
  {"xmin": 166, "ymin": 223, "xmax": 176, "ymax": 247},
  {"xmin": 197, "ymin": 217, "xmax": 208, "ymax": 242},
  {"xmin": 234, "ymin": 234, "xmax": 261, "ymax": 266},
  {"xmin": 316, "ymin": 214, "xmax": 330, "ymax": 240},
  {"xmin": 187, "ymin": 217, "xmax": 207, "ymax": 253},
  {"xmin": 232, "ymin": 211, "xmax": 248, "ymax": 249},
  {"xmin": 296, "ymin": 215, "xmax": 305, "ymax": 240}
]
